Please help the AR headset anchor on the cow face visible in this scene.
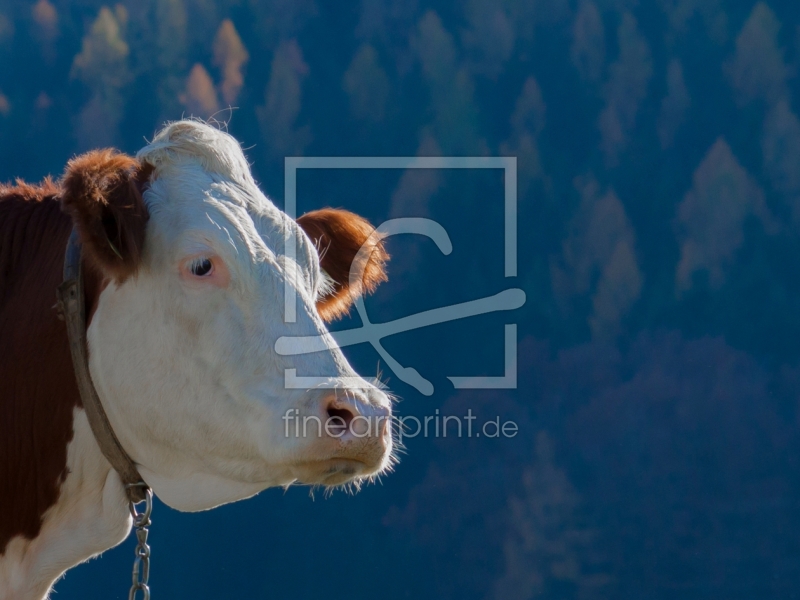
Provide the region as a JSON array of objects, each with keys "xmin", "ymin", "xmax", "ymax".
[{"xmin": 60, "ymin": 121, "xmax": 393, "ymax": 511}]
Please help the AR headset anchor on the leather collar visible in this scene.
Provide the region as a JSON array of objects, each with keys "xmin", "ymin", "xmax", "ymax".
[{"xmin": 56, "ymin": 228, "xmax": 148, "ymax": 503}]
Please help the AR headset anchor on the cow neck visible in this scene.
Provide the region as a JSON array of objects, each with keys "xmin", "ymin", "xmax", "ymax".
[{"xmin": 56, "ymin": 228, "xmax": 148, "ymax": 504}]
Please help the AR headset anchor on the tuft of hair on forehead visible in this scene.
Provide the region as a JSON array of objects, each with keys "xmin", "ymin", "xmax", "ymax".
[
  {"xmin": 136, "ymin": 119, "xmax": 255, "ymax": 186},
  {"xmin": 297, "ymin": 208, "xmax": 389, "ymax": 322}
]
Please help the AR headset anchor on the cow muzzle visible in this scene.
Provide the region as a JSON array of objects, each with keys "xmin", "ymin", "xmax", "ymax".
[{"xmin": 287, "ymin": 387, "xmax": 393, "ymax": 486}]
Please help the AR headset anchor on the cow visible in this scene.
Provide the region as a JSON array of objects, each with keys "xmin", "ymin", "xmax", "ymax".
[{"xmin": 0, "ymin": 120, "xmax": 394, "ymax": 599}]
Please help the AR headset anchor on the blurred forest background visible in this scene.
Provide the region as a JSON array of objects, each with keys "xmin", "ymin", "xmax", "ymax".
[{"xmin": 3, "ymin": 0, "xmax": 800, "ymax": 598}]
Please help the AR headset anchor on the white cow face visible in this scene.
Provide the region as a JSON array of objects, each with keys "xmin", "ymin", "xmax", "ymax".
[{"xmin": 60, "ymin": 121, "xmax": 393, "ymax": 511}]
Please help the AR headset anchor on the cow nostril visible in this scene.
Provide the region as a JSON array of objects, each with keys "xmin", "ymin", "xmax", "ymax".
[{"xmin": 327, "ymin": 405, "xmax": 355, "ymax": 436}]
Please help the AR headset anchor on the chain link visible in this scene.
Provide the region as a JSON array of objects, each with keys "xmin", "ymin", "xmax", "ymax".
[{"xmin": 127, "ymin": 485, "xmax": 153, "ymax": 600}]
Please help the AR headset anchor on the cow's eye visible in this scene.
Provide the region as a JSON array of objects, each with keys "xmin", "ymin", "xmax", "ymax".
[{"xmin": 190, "ymin": 258, "xmax": 213, "ymax": 277}]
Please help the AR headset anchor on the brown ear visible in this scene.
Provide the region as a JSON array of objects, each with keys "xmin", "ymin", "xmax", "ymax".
[
  {"xmin": 60, "ymin": 149, "xmax": 151, "ymax": 283},
  {"xmin": 297, "ymin": 208, "xmax": 388, "ymax": 321}
]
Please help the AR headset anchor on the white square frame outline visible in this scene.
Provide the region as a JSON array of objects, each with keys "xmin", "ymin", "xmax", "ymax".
[{"xmin": 283, "ymin": 156, "xmax": 518, "ymax": 389}]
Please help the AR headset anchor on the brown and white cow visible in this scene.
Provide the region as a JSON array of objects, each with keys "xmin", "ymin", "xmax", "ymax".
[{"xmin": 0, "ymin": 120, "xmax": 393, "ymax": 599}]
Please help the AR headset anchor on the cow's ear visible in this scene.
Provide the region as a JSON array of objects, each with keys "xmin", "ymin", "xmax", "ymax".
[
  {"xmin": 297, "ymin": 208, "xmax": 388, "ymax": 322},
  {"xmin": 61, "ymin": 149, "xmax": 151, "ymax": 283}
]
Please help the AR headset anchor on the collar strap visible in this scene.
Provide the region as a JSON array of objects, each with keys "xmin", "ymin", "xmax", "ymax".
[{"xmin": 56, "ymin": 228, "xmax": 148, "ymax": 503}]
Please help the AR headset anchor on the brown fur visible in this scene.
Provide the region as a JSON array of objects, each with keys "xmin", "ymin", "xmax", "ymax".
[
  {"xmin": 61, "ymin": 150, "xmax": 150, "ymax": 283},
  {"xmin": 0, "ymin": 151, "xmax": 149, "ymax": 554},
  {"xmin": 0, "ymin": 180, "xmax": 82, "ymax": 554},
  {"xmin": 297, "ymin": 208, "xmax": 389, "ymax": 321}
]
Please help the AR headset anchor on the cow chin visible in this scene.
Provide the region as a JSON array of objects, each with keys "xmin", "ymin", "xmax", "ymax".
[
  {"xmin": 291, "ymin": 438, "xmax": 393, "ymax": 488},
  {"xmin": 293, "ymin": 459, "xmax": 370, "ymax": 487}
]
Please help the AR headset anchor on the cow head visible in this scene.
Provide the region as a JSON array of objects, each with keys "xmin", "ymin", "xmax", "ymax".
[{"xmin": 60, "ymin": 120, "xmax": 393, "ymax": 511}]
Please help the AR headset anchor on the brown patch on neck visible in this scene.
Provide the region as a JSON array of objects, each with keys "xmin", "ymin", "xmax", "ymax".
[{"xmin": 0, "ymin": 180, "xmax": 104, "ymax": 554}]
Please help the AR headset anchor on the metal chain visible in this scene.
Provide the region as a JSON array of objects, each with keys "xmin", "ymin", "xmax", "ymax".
[{"xmin": 127, "ymin": 485, "xmax": 153, "ymax": 600}]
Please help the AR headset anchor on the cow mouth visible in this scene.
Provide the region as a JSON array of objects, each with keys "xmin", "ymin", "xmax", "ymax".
[
  {"xmin": 320, "ymin": 458, "xmax": 365, "ymax": 485},
  {"xmin": 288, "ymin": 430, "xmax": 394, "ymax": 487},
  {"xmin": 292, "ymin": 457, "xmax": 374, "ymax": 486}
]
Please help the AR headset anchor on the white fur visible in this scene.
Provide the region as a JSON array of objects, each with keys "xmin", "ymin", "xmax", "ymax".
[
  {"xmin": 2, "ymin": 121, "xmax": 392, "ymax": 599},
  {"xmin": 0, "ymin": 409, "xmax": 130, "ymax": 600}
]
